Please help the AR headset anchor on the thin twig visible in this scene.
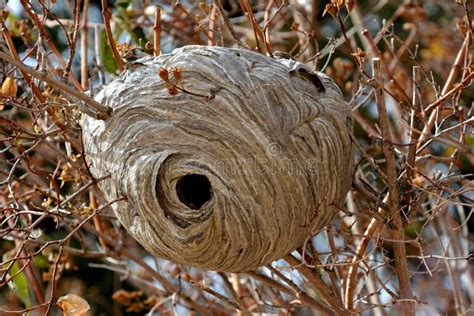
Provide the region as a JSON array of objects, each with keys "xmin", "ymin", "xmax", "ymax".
[
  {"xmin": 423, "ymin": 72, "xmax": 474, "ymax": 113},
  {"xmin": 0, "ymin": 51, "xmax": 111, "ymax": 120},
  {"xmin": 363, "ymin": 29, "xmax": 412, "ymax": 108},
  {"xmin": 372, "ymin": 57, "xmax": 414, "ymax": 316},
  {"xmin": 213, "ymin": 0, "xmax": 245, "ymax": 46},
  {"xmin": 19, "ymin": 0, "xmax": 83, "ymax": 92},
  {"xmin": 101, "ymin": 0, "xmax": 125, "ymax": 72},
  {"xmin": 217, "ymin": 272, "xmax": 246, "ymax": 309},
  {"xmin": 189, "ymin": 279, "xmax": 250, "ymax": 315},
  {"xmin": 417, "ymin": 33, "xmax": 471, "ymax": 146},
  {"xmin": 344, "ymin": 210, "xmax": 384, "ymax": 310},
  {"xmin": 94, "ymin": 24, "xmax": 106, "ymax": 85},
  {"xmin": 80, "ymin": 0, "xmax": 90, "ymax": 90},
  {"xmin": 284, "ymin": 254, "xmax": 347, "ymax": 315},
  {"xmin": 239, "ymin": 0, "xmax": 268, "ymax": 53},
  {"xmin": 246, "ymin": 270, "xmax": 334, "ymax": 315},
  {"xmin": 208, "ymin": 4, "xmax": 218, "ymax": 45},
  {"xmin": 154, "ymin": 7, "xmax": 161, "ymax": 56}
]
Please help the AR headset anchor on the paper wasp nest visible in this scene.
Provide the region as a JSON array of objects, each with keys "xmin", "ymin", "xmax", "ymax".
[{"xmin": 82, "ymin": 46, "xmax": 353, "ymax": 271}]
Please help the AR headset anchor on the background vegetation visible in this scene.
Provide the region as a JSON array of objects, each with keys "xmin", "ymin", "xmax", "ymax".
[{"xmin": 0, "ymin": 0, "xmax": 472, "ymax": 315}]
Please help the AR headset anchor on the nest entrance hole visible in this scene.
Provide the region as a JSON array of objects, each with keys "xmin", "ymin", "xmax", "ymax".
[{"xmin": 176, "ymin": 174, "xmax": 212, "ymax": 210}]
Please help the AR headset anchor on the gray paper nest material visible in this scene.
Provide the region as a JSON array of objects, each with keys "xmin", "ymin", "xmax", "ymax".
[{"xmin": 82, "ymin": 45, "xmax": 353, "ymax": 272}]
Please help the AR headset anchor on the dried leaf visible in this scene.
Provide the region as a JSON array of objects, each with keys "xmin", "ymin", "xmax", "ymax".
[
  {"xmin": 165, "ymin": 81, "xmax": 178, "ymax": 96},
  {"xmin": 57, "ymin": 294, "xmax": 90, "ymax": 316},
  {"xmin": 42, "ymin": 196, "xmax": 54, "ymax": 208},
  {"xmin": 346, "ymin": 0, "xmax": 355, "ymax": 12},
  {"xmin": 171, "ymin": 66, "xmax": 183, "ymax": 82},
  {"xmin": 58, "ymin": 163, "xmax": 73, "ymax": 188},
  {"xmin": 144, "ymin": 41, "xmax": 153, "ymax": 50},
  {"xmin": 456, "ymin": 19, "xmax": 468, "ymax": 36},
  {"xmin": 1, "ymin": 76, "xmax": 18, "ymax": 97},
  {"xmin": 334, "ymin": 0, "xmax": 344, "ymax": 12},
  {"xmin": 351, "ymin": 47, "xmax": 370, "ymax": 63},
  {"xmin": 322, "ymin": 3, "xmax": 337, "ymax": 17},
  {"xmin": 158, "ymin": 68, "xmax": 169, "ymax": 81}
]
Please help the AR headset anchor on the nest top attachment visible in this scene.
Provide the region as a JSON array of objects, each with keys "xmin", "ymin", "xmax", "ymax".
[{"xmin": 82, "ymin": 45, "xmax": 353, "ymax": 272}]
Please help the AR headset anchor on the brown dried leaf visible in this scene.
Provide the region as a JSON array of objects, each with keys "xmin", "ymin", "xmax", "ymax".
[
  {"xmin": 346, "ymin": 0, "xmax": 355, "ymax": 12},
  {"xmin": 1, "ymin": 77, "xmax": 18, "ymax": 97},
  {"xmin": 58, "ymin": 163, "xmax": 73, "ymax": 188},
  {"xmin": 166, "ymin": 81, "xmax": 178, "ymax": 96},
  {"xmin": 158, "ymin": 68, "xmax": 169, "ymax": 81},
  {"xmin": 322, "ymin": 3, "xmax": 337, "ymax": 17},
  {"xmin": 456, "ymin": 19, "xmax": 468, "ymax": 36},
  {"xmin": 112, "ymin": 290, "xmax": 143, "ymax": 307},
  {"xmin": 171, "ymin": 66, "xmax": 183, "ymax": 82},
  {"xmin": 351, "ymin": 47, "xmax": 370, "ymax": 63},
  {"xmin": 41, "ymin": 197, "xmax": 54, "ymax": 208},
  {"xmin": 57, "ymin": 294, "xmax": 90, "ymax": 316},
  {"xmin": 335, "ymin": 0, "xmax": 344, "ymax": 12}
]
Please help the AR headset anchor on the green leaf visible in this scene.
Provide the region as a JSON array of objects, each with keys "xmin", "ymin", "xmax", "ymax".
[
  {"xmin": 100, "ymin": 30, "xmax": 119, "ymax": 74},
  {"xmin": 466, "ymin": 134, "xmax": 474, "ymax": 147},
  {"xmin": 116, "ymin": 0, "xmax": 131, "ymax": 9},
  {"xmin": 33, "ymin": 254, "xmax": 49, "ymax": 270},
  {"xmin": 115, "ymin": 7, "xmax": 146, "ymax": 47},
  {"xmin": 132, "ymin": 27, "xmax": 147, "ymax": 49},
  {"xmin": 3, "ymin": 251, "xmax": 32, "ymax": 308},
  {"xmin": 9, "ymin": 263, "xmax": 32, "ymax": 308}
]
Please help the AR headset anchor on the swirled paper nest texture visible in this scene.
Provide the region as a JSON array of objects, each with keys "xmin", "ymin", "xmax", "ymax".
[{"xmin": 82, "ymin": 45, "xmax": 353, "ymax": 272}]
